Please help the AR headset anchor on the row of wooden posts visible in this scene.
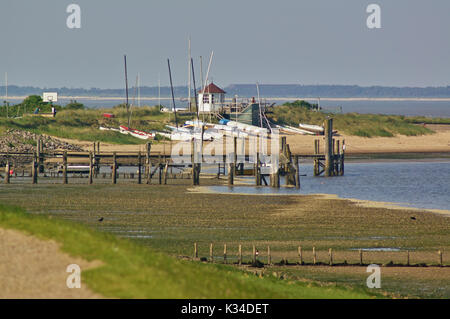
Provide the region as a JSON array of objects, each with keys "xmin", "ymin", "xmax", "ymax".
[
  {"xmin": 193, "ymin": 243, "xmax": 446, "ymax": 267},
  {"xmin": 314, "ymin": 118, "xmax": 345, "ymax": 177}
]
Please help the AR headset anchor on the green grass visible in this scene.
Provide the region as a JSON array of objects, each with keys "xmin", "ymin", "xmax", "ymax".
[
  {"xmin": 0, "ymin": 105, "xmax": 192, "ymax": 144},
  {"xmin": 0, "ymin": 203, "xmax": 377, "ymax": 299},
  {"xmin": 269, "ymin": 103, "xmax": 444, "ymax": 137}
]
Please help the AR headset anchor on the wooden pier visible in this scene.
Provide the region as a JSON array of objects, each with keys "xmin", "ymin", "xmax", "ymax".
[{"xmin": 0, "ymin": 119, "xmax": 345, "ymax": 187}]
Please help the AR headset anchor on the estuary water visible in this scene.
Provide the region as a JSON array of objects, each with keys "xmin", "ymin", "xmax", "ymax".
[{"xmin": 209, "ymin": 160, "xmax": 450, "ymax": 211}]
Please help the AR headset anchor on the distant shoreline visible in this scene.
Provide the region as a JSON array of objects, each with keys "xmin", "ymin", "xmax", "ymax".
[{"xmin": 4, "ymin": 96, "xmax": 450, "ymax": 102}]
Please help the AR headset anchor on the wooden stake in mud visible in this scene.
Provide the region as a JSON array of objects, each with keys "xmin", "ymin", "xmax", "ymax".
[
  {"xmin": 228, "ymin": 151, "xmax": 235, "ymax": 186},
  {"xmin": 329, "ymin": 248, "xmax": 333, "ymax": 266},
  {"xmin": 267, "ymin": 246, "xmax": 271, "ymax": 265},
  {"xmin": 5, "ymin": 161, "xmax": 10, "ymax": 184},
  {"xmin": 313, "ymin": 247, "xmax": 316, "ymax": 265},
  {"xmin": 359, "ymin": 249, "xmax": 363, "ymax": 265},
  {"xmin": 146, "ymin": 142, "xmax": 151, "ymax": 184},
  {"xmin": 298, "ymin": 246, "xmax": 303, "ymax": 265},
  {"xmin": 255, "ymin": 152, "xmax": 261, "ymax": 186},
  {"xmin": 163, "ymin": 161, "xmax": 169, "ymax": 185},
  {"xmin": 294, "ymin": 155, "xmax": 300, "ymax": 189},
  {"xmin": 340, "ymin": 140, "xmax": 345, "ymax": 176},
  {"xmin": 252, "ymin": 245, "xmax": 256, "ymax": 264},
  {"xmin": 112, "ymin": 152, "xmax": 117, "ymax": 184},
  {"xmin": 63, "ymin": 151, "xmax": 68, "ymax": 184},
  {"xmin": 439, "ymin": 250, "xmax": 443, "ymax": 266},
  {"xmin": 224, "ymin": 244, "xmax": 227, "ymax": 264},
  {"xmin": 88, "ymin": 152, "xmax": 93, "ymax": 185},
  {"xmin": 194, "ymin": 242, "xmax": 198, "ymax": 260},
  {"xmin": 407, "ymin": 250, "xmax": 410, "ymax": 266},
  {"xmin": 238, "ymin": 244, "xmax": 242, "ymax": 265},
  {"xmin": 209, "ymin": 243, "xmax": 214, "ymax": 263}
]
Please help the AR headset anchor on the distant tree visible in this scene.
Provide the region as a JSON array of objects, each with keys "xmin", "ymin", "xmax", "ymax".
[{"xmin": 282, "ymin": 100, "xmax": 318, "ymax": 110}]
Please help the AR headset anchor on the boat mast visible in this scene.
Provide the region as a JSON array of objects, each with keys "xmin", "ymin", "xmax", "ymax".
[
  {"xmin": 167, "ymin": 58, "xmax": 178, "ymax": 128},
  {"xmin": 187, "ymin": 36, "xmax": 191, "ymax": 112},
  {"xmin": 256, "ymin": 82, "xmax": 263, "ymax": 128},
  {"xmin": 124, "ymin": 55, "xmax": 130, "ymax": 127},
  {"xmin": 5, "ymin": 72, "xmax": 8, "ymax": 118},
  {"xmin": 191, "ymin": 58, "xmax": 199, "ymax": 122}
]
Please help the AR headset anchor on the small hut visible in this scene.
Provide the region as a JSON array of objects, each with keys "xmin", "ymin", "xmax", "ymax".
[{"xmin": 198, "ymin": 82, "xmax": 226, "ymax": 113}]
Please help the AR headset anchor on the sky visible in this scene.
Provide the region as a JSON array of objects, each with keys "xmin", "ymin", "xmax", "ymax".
[{"xmin": 1, "ymin": 0, "xmax": 449, "ymax": 89}]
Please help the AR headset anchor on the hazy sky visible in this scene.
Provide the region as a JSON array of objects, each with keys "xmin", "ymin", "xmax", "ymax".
[{"xmin": 1, "ymin": 0, "xmax": 449, "ymax": 88}]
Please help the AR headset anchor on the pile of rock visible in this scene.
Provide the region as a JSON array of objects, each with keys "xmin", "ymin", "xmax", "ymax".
[{"xmin": 0, "ymin": 129, "xmax": 83, "ymax": 166}]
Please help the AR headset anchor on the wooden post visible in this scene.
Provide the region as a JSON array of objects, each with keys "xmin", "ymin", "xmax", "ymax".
[
  {"xmin": 228, "ymin": 154, "xmax": 234, "ymax": 186},
  {"xmin": 238, "ymin": 244, "xmax": 242, "ymax": 265},
  {"xmin": 313, "ymin": 247, "xmax": 316, "ymax": 265},
  {"xmin": 252, "ymin": 245, "xmax": 256, "ymax": 264},
  {"xmin": 37, "ymin": 138, "xmax": 44, "ymax": 174},
  {"xmin": 209, "ymin": 243, "xmax": 213, "ymax": 262},
  {"xmin": 359, "ymin": 249, "xmax": 363, "ymax": 265},
  {"xmin": 63, "ymin": 151, "xmax": 68, "ymax": 184},
  {"xmin": 112, "ymin": 152, "xmax": 117, "ymax": 184},
  {"xmin": 32, "ymin": 153, "xmax": 38, "ymax": 184},
  {"xmin": 298, "ymin": 246, "xmax": 303, "ymax": 265},
  {"xmin": 329, "ymin": 248, "xmax": 333, "ymax": 266},
  {"xmin": 137, "ymin": 151, "xmax": 142, "ymax": 184},
  {"xmin": 407, "ymin": 250, "xmax": 410, "ymax": 266},
  {"xmin": 439, "ymin": 250, "xmax": 443, "ymax": 266},
  {"xmin": 163, "ymin": 161, "xmax": 169, "ymax": 185},
  {"xmin": 324, "ymin": 118, "xmax": 333, "ymax": 177},
  {"xmin": 313, "ymin": 140, "xmax": 319, "ymax": 176},
  {"xmin": 223, "ymin": 244, "xmax": 227, "ymax": 264},
  {"xmin": 146, "ymin": 143, "xmax": 151, "ymax": 184},
  {"xmin": 5, "ymin": 161, "xmax": 10, "ymax": 184},
  {"xmin": 294, "ymin": 155, "xmax": 300, "ymax": 189},
  {"xmin": 96, "ymin": 142, "xmax": 101, "ymax": 174},
  {"xmin": 255, "ymin": 152, "xmax": 261, "ymax": 186},
  {"xmin": 88, "ymin": 152, "xmax": 93, "ymax": 184},
  {"xmin": 267, "ymin": 246, "xmax": 271, "ymax": 265},
  {"xmin": 340, "ymin": 140, "xmax": 345, "ymax": 176},
  {"xmin": 194, "ymin": 242, "xmax": 198, "ymax": 260}
]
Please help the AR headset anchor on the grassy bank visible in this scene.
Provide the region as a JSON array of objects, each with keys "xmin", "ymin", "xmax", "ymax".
[
  {"xmin": 0, "ymin": 204, "xmax": 376, "ymax": 299},
  {"xmin": 0, "ymin": 106, "xmax": 191, "ymax": 144},
  {"xmin": 269, "ymin": 101, "xmax": 449, "ymax": 137},
  {"xmin": 0, "ymin": 183, "xmax": 448, "ymax": 298}
]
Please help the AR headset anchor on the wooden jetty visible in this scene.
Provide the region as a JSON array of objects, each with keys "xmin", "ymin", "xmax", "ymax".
[{"xmin": 0, "ymin": 119, "xmax": 344, "ymax": 187}]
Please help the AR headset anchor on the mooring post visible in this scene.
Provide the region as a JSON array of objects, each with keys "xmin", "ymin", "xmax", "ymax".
[
  {"xmin": 137, "ymin": 151, "xmax": 142, "ymax": 184},
  {"xmin": 63, "ymin": 151, "xmax": 68, "ymax": 184},
  {"xmin": 359, "ymin": 249, "xmax": 363, "ymax": 265},
  {"xmin": 88, "ymin": 152, "xmax": 93, "ymax": 185},
  {"xmin": 439, "ymin": 250, "xmax": 443, "ymax": 266},
  {"xmin": 407, "ymin": 250, "xmax": 410, "ymax": 266},
  {"xmin": 163, "ymin": 161, "xmax": 169, "ymax": 185},
  {"xmin": 313, "ymin": 139, "xmax": 319, "ymax": 176},
  {"xmin": 324, "ymin": 118, "xmax": 333, "ymax": 177},
  {"xmin": 294, "ymin": 155, "xmax": 300, "ymax": 189},
  {"xmin": 32, "ymin": 153, "xmax": 38, "ymax": 184},
  {"xmin": 5, "ymin": 161, "xmax": 10, "ymax": 184},
  {"xmin": 329, "ymin": 248, "xmax": 333, "ymax": 266},
  {"xmin": 313, "ymin": 247, "xmax": 316, "ymax": 265},
  {"xmin": 96, "ymin": 142, "xmax": 101, "ymax": 174},
  {"xmin": 112, "ymin": 152, "xmax": 117, "ymax": 184},
  {"xmin": 267, "ymin": 246, "xmax": 271, "ymax": 265},
  {"xmin": 238, "ymin": 244, "xmax": 242, "ymax": 265},
  {"xmin": 228, "ymin": 153, "xmax": 234, "ymax": 186},
  {"xmin": 252, "ymin": 245, "xmax": 256, "ymax": 265}
]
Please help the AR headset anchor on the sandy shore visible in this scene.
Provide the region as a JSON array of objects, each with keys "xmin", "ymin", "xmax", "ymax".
[{"xmin": 56, "ymin": 124, "xmax": 450, "ymax": 155}]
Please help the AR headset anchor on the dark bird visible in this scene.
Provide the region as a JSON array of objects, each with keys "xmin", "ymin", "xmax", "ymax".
[
  {"xmin": 98, "ymin": 217, "xmax": 104, "ymax": 222},
  {"xmin": 410, "ymin": 216, "xmax": 416, "ymax": 220}
]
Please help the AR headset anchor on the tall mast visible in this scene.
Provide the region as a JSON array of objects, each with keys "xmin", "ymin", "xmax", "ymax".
[
  {"xmin": 187, "ymin": 36, "xmax": 191, "ymax": 112},
  {"xmin": 256, "ymin": 82, "xmax": 263, "ymax": 128},
  {"xmin": 158, "ymin": 73, "xmax": 161, "ymax": 107},
  {"xmin": 124, "ymin": 55, "xmax": 130, "ymax": 127},
  {"xmin": 138, "ymin": 73, "xmax": 141, "ymax": 107},
  {"xmin": 167, "ymin": 58, "xmax": 178, "ymax": 127},
  {"xmin": 191, "ymin": 58, "xmax": 199, "ymax": 122},
  {"xmin": 5, "ymin": 72, "xmax": 8, "ymax": 118},
  {"xmin": 200, "ymin": 56, "xmax": 204, "ymax": 91}
]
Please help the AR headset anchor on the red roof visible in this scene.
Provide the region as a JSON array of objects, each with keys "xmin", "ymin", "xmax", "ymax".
[{"xmin": 198, "ymin": 82, "xmax": 226, "ymax": 94}]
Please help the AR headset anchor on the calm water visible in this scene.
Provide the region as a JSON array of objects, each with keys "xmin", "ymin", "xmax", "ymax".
[
  {"xmin": 209, "ymin": 161, "xmax": 450, "ymax": 211},
  {"xmin": 7, "ymin": 98, "xmax": 450, "ymax": 117}
]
